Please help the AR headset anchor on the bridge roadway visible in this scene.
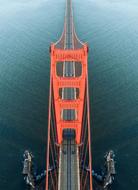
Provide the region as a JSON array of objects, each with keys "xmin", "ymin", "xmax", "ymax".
[{"xmin": 58, "ymin": 0, "xmax": 80, "ymax": 189}]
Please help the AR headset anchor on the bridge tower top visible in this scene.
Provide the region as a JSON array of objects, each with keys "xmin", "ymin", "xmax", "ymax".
[{"xmin": 50, "ymin": 0, "xmax": 89, "ymax": 144}]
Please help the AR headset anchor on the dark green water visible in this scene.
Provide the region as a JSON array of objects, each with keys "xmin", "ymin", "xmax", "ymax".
[{"xmin": 0, "ymin": 0, "xmax": 137, "ymax": 189}]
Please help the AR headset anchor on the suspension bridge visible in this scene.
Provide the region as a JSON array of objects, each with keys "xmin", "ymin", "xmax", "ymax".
[
  {"xmin": 46, "ymin": 0, "xmax": 92, "ymax": 189},
  {"xmin": 22, "ymin": 0, "xmax": 116, "ymax": 189}
]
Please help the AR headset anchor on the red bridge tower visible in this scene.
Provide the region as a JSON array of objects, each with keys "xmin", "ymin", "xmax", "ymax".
[{"xmin": 46, "ymin": 0, "xmax": 93, "ymax": 189}]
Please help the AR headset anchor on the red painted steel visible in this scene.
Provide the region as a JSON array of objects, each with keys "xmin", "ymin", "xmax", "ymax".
[
  {"xmin": 45, "ymin": 0, "xmax": 93, "ymax": 189},
  {"xmin": 51, "ymin": 44, "xmax": 89, "ymax": 144}
]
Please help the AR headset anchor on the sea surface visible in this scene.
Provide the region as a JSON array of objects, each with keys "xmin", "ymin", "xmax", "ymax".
[{"xmin": 0, "ymin": 0, "xmax": 138, "ymax": 189}]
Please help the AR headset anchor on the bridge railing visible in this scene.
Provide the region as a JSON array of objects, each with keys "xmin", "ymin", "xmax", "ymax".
[
  {"xmin": 46, "ymin": 83, "xmax": 59, "ymax": 190},
  {"xmin": 79, "ymin": 84, "xmax": 93, "ymax": 190}
]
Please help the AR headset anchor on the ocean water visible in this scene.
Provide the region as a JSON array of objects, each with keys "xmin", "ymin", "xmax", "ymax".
[{"xmin": 0, "ymin": 0, "xmax": 137, "ymax": 189}]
